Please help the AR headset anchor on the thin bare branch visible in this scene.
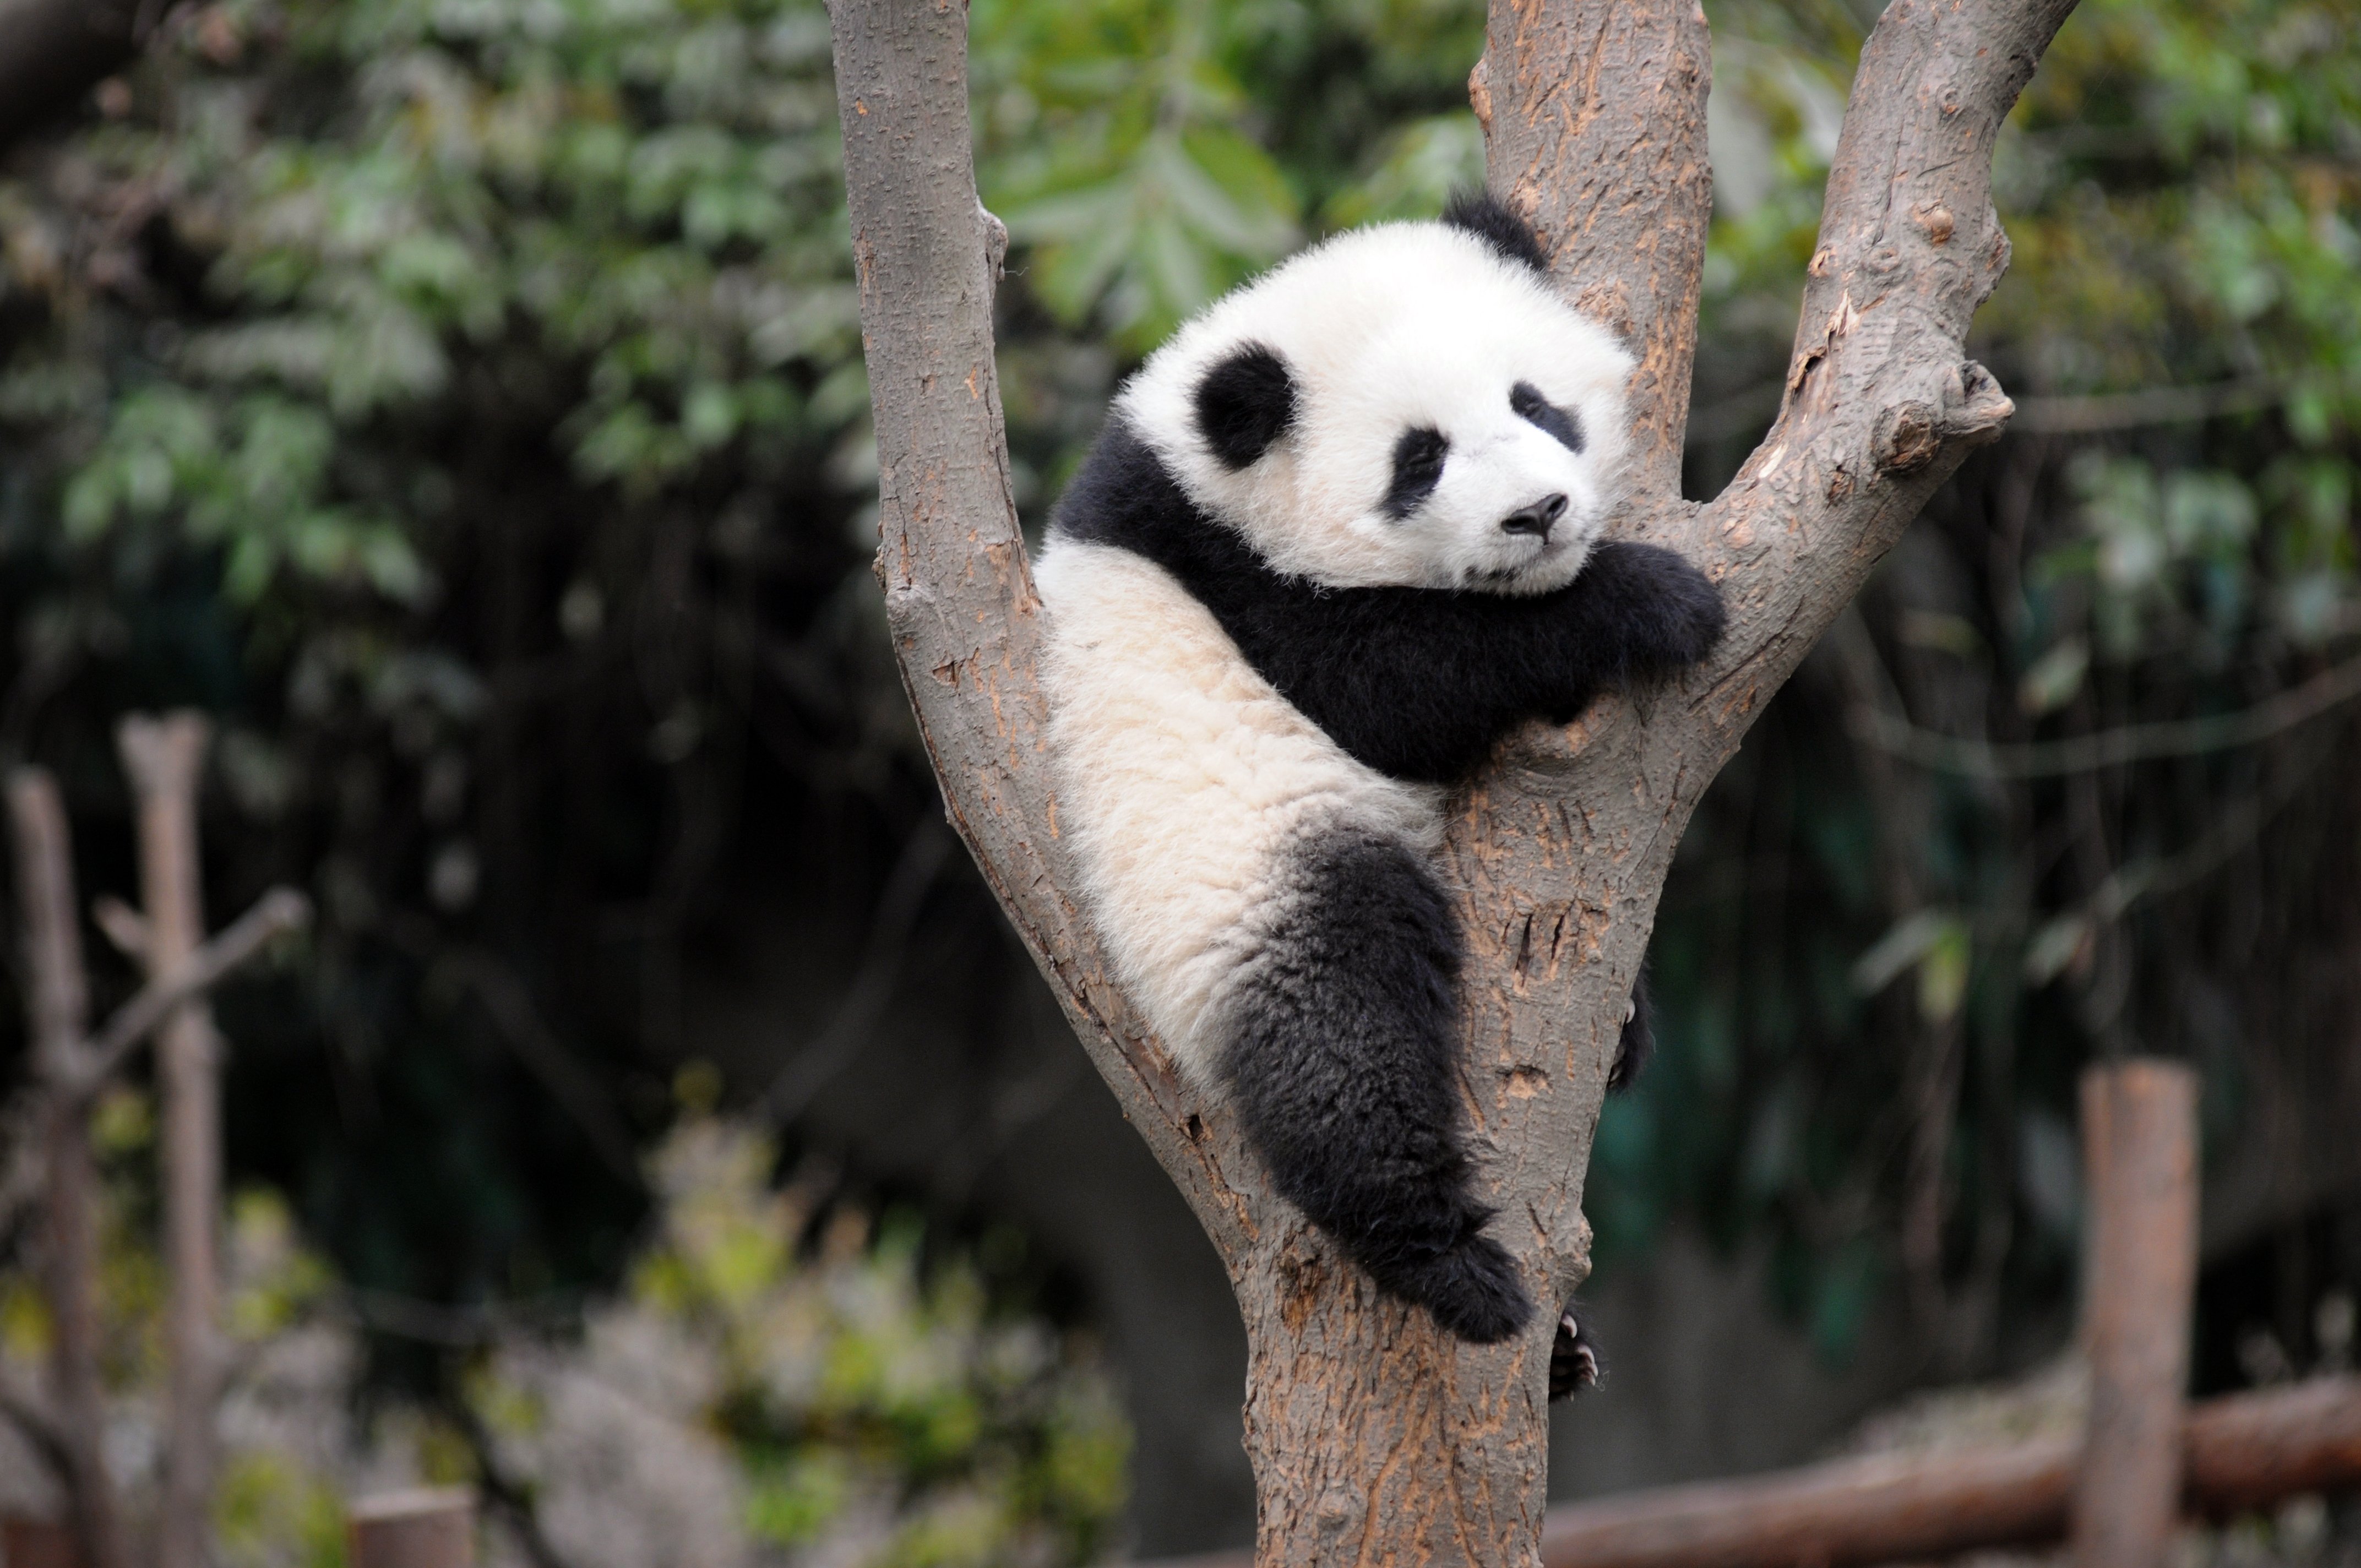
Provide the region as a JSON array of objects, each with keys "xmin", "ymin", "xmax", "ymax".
[
  {"xmin": 0, "ymin": 886, "xmax": 309, "ymax": 1242},
  {"xmin": 4, "ymin": 769, "xmax": 129, "ymax": 1568},
  {"xmin": 1851, "ymin": 649, "xmax": 2361, "ymax": 777},
  {"xmin": 439, "ymin": 953, "xmax": 639, "ymax": 1183},
  {"xmin": 72, "ymin": 887, "xmax": 311, "ymax": 1095}
]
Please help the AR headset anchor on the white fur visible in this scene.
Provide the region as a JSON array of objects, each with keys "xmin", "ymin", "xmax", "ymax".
[
  {"xmin": 1033, "ymin": 541, "xmax": 1439, "ymax": 1081},
  {"xmin": 1117, "ymin": 220, "xmax": 1634, "ymax": 594}
]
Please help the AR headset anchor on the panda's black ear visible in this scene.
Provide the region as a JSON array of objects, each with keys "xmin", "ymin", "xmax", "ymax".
[
  {"xmin": 1442, "ymin": 189, "xmax": 1551, "ymax": 275},
  {"xmin": 1194, "ymin": 343, "xmax": 1297, "ymax": 470}
]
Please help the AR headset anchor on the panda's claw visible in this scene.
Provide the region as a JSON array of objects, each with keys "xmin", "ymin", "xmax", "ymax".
[
  {"xmin": 1608, "ymin": 967, "xmax": 1654, "ymax": 1093},
  {"xmin": 1549, "ymin": 1309, "xmax": 1602, "ymax": 1399}
]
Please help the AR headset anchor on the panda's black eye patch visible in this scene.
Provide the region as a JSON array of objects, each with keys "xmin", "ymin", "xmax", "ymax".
[
  {"xmin": 1381, "ymin": 426, "xmax": 1448, "ymax": 520},
  {"xmin": 1195, "ymin": 343, "xmax": 1297, "ymax": 470},
  {"xmin": 1511, "ymin": 381, "xmax": 1585, "ymax": 454}
]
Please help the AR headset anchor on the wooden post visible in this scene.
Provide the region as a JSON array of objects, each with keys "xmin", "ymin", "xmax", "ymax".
[
  {"xmin": 2072, "ymin": 1059, "xmax": 2200, "ymax": 1568},
  {"xmin": 5, "ymin": 772, "xmax": 127, "ymax": 1568},
  {"xmin": 2, "ymin": 1513, "xmax": 81, "ymax": 1568},
  {"xmin": 117, "ymin": 714, "xmax": 221, "ymax": 1568},
  {"xmin": 347, "ymin": 1489, "xmax": 475, "ymax": 1568}
]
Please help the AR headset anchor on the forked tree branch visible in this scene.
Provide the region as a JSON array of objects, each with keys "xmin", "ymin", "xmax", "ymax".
[
  {"xmin": 829, "ymin": 0, "xmax": 2075, "ymax": 1559},
  {"xmin": 0, "ymin": 886, "xmax": 310, "ymax": 1240}
]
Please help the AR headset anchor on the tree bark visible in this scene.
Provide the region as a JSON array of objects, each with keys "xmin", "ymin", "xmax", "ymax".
[
  {"xmin": 6, "ymin": 770, "xmax": 129, "ymax": 1568},
  {"xmin": 347, "ymin": 1489, "xmax": 476, "ymax": 1568},
  {"xmin": 827, "ymin": 0, "xmax": 2074, "ymax": 1559},
  {"xmin": 118, "ymin": 713, "xmax": 221, "ymax": 1568}
]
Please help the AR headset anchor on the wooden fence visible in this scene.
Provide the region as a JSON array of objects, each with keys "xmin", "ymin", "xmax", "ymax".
[{"xmin": 1143, "ymin": 1059, "xmax": 2361, "ymax": 1568}]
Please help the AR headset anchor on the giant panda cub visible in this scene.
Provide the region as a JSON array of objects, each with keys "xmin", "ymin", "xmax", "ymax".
[{"xmin": 1033, "ymin": 193, "xmax": 1725, "ymax": 1355}]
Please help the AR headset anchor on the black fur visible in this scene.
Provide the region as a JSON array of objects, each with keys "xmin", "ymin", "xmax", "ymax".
[
  {"xmin": 1512, "ymin": 380, "xmax": 1585, "ymax": 454},
  {"xmin": 1194, "ymin": 343, "xmax": 1297, "ymax": 469},
  {"xmin": 1052, "ymin": 418, "xmax": 1727, "ymax": 783},
  {"xmin": 1443, "ymin": 190, "xmax": 1551, "ymax": 275},
  {"xmin": 1221, "ymin": 828, "xmax": 1530, "ymax": 1343},
  {"xmin": 1550, "ymin": 1308, "xmax": 1602, "ymax": 1398},
  {"xmin": 1049, "ymin": 411, "xmax": 1716, "ymax": 1343},
  {"xmin": 1382, "ymin": 426, "xmax": 1449, "ymax": 520}
]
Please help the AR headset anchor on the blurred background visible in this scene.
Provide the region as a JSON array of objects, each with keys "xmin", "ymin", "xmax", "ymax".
[{"xmin": 0, "ymin": 0, "xmax": 2357, "ymax": 1561}]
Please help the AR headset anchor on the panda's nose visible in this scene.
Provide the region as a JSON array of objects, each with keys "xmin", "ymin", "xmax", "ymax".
[{"xmin": 1502, "ymin": 493, "xmax": 1567, "ymax": 540}]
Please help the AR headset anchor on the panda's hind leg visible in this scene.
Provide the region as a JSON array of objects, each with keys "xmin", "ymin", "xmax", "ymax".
[{"xmin": 1217, "ymin": 827, "xmax": 1532, "ymax": 1344}]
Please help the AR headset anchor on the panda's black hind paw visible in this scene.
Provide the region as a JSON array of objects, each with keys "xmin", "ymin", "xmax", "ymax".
[
  {"xmin": 1389, "ymin": 1233, "xmax": 1532, "ymax": 1344},
  {"xmin": 1549, "ymin": 1308, "xmax": 1602, "ymax": 1398},
  {"xmin": 1608, "ymin": 966, "xmax": 1654, "ymax": 1093}
]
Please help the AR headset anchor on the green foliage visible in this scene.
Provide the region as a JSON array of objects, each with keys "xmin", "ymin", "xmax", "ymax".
[
  {"xmin": 475, "ymin": 1113, "xmax": 1129, "ymax": 1566},
  {"xmin": 214, "ymin": 1450, "xmax": 348, "ymax": 1568}
]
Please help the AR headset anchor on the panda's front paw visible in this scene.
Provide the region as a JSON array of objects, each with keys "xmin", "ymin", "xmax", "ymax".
[
  {"xmin": 1651, "ymin": 556, "xmax": 1727, "ymax": 670},
  {"xmin": 1582, "ymin": 542, "xmax": 1727, "ymax": 678}
]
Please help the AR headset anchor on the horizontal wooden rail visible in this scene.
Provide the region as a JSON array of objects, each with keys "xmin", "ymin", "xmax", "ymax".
[
  {"xmin": 1537, "ymin": 1375, "xmax": 2361, "ymax": 1568},
  {"xmin": 1131, "ymin": 1376, "xmax": 2361, "ymax": 1568}
]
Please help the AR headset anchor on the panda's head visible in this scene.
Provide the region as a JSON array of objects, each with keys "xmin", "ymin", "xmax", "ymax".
[{"xmin": 1114, "ymin": 193, "xmax": 1634, "ymax": 596}]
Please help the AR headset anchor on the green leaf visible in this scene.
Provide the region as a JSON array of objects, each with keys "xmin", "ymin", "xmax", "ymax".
[{"xmin": 2017, "ymin": 636, "xmax": 2090, "ymax": 715}]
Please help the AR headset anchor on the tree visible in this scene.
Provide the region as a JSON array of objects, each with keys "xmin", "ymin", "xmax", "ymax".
[{"xmin": 826, "ymin": 0, "xmax": 2077, "ymax": 1559}]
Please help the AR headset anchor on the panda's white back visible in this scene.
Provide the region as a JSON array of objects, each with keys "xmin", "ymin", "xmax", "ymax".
[{"xmin": 1032, "ymin": 539, "xmax": 1438, "ymax": 1081}]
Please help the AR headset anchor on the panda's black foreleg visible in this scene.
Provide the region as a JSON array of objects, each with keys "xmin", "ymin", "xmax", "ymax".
[{"xmin": 1218, "ymin": 827, "xmax": 1531, "ymax": 1344}]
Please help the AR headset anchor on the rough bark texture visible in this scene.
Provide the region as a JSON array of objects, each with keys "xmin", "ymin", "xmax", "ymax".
[
  {"xmin": 119, "ymin": 713, "xmax": 222, "ymax": 1568},
  {"xmin": 4, "ymin": 771, "xmax": 128, "ymax": 1568},
  {"xmin": 829, "ymin": 0, "xmax": 2075, "ymax": 1559},
  {"xmin": 2072, "ymin": 1061, "xmax": 2200, "ymax": 1568}
]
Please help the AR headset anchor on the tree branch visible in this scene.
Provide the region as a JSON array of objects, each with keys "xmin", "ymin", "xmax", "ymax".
[
  {"xmin": 70, "ymin": 886, "xmax": 311, "ymax": 1097},
  {"xmin": 3, "ymin": 769, "xmax": 129, "ymax": 1568},
  {"xmin": 826, "ymin": 0, "xmax": 1248, "ymax": 1249},
  {"xmin": 0, "ymin": 885, "xmax": 309, "ymax": 1241}
]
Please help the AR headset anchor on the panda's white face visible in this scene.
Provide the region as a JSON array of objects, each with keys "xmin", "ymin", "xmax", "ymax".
[{"xmin": 1115, "ymin": 219, "xmax": 1634, "ymax": 595}]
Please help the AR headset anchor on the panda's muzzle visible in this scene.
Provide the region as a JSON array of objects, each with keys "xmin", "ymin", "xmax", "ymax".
[{"xmin": 1501, "ymin": 493, "xmax": 1568, "ymax": 541}]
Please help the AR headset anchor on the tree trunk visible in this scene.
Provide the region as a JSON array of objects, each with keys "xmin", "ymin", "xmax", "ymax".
[
  {"xmin": 826, "ymin": 0, "xmax": 2076, "ymax": 1558},
  {"xmin": 6, "ymin": 770, "xmax": 130, "ymax": 1568},
  {"xmin": 118, "ymin": 714, "xmax": 221, "ymax": 1568}
]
